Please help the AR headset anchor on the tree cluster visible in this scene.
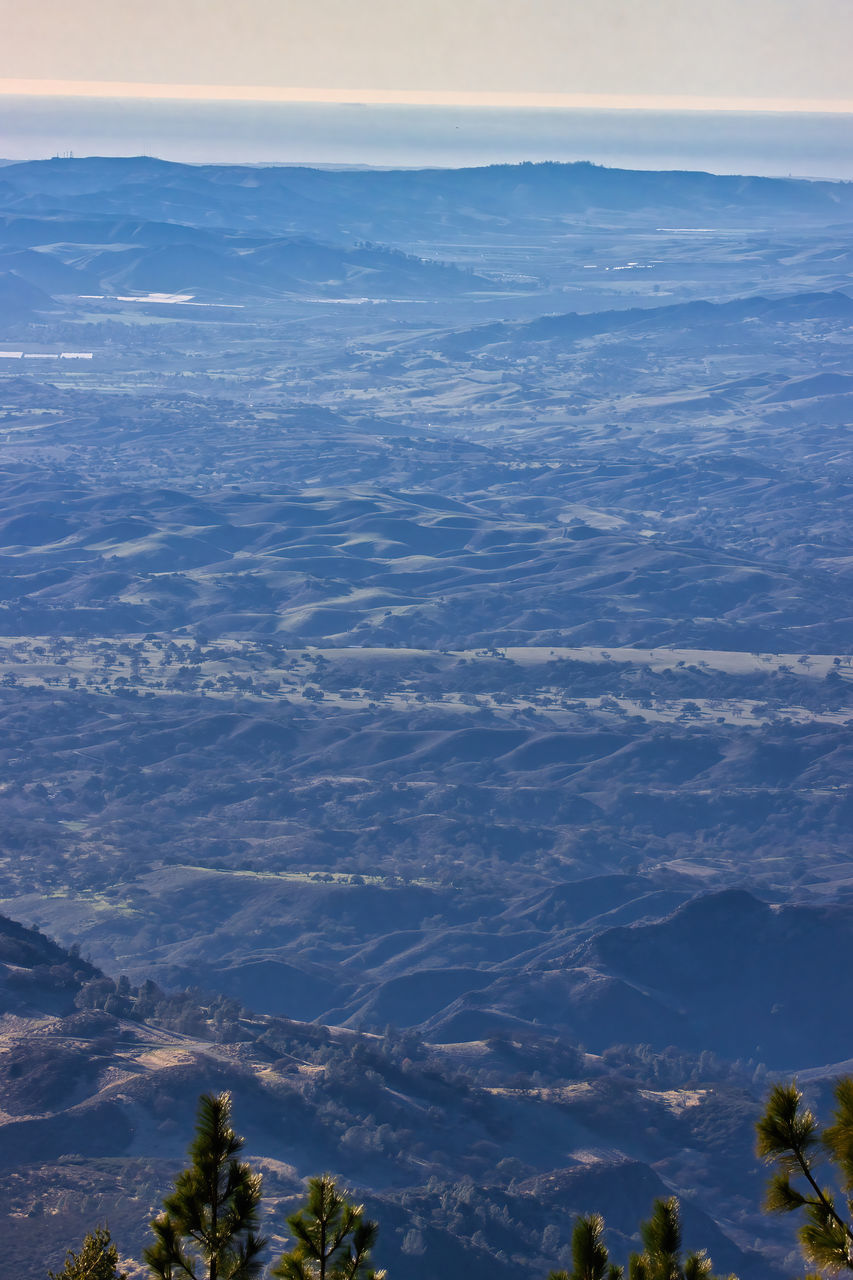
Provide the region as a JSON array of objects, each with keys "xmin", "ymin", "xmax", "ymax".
[
  {"xmin": 50, "ymin": 1076, "xmax": 853, "ymax": 1280},
  {"xmin": 51, "ymin": 1092, "xmax": 386, "ymax": 1280},
  {"xmin": 545, "ymin": 1198, "xmax": 732, "ymax": 1280}
]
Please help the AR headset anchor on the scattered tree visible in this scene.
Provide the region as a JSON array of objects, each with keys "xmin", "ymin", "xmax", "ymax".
[
  {"xmin": 272, "ymin": 1174, "xmax": 385, "ymax": 1280},
  {"xmin": 144, "ymin": 1091, "xmax": 265, "ymax": 1280},
  {"xmin": 48, "ymin": 1225, "xmax": 126, "ymax": 1280},
  {"xmin": 757, "ymin": 1077, "xmax": 853, "ymax": 1274}
]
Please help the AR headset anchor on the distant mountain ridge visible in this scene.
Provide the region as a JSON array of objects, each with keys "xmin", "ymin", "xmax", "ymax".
[
  {"xmin": 437, "ymin": 289, "xmax": 853, "ymax": 356},
  {"xmin": 4, "ymin": 155, "xmax": 851, "ymax": 308},
  {"xmin": 0, "ymin": 216, "xmax": 490, "ymax": 303},
  {"xmin": 3, "ymin": 157, "xmax": 853, "ymax": 235}
]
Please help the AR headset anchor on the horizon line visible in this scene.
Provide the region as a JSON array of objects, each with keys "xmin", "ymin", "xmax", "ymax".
[{"xmin": 3, "ymin": 79, "xmax": 853, "ymax": 115}]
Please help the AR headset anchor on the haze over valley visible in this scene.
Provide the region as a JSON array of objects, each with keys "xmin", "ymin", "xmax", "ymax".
[{"xmin": 1, "ymin": 154, "xmax": 852, "ymax": 1279}]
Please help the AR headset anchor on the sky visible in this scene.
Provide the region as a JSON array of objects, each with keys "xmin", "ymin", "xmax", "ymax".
[{"xmin": 3, "ymin": 0, "xmax": 853, "ymax": 113}]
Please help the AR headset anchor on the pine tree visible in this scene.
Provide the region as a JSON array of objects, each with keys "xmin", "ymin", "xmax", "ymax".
[
  {"xmin": 271, "ymin": 1174, "xmax": 385, "ymax": 1280},
  {"xmin": 48, "ymin": 1225, "xmax": 127, "ymax": 1280},
  {"xmin": 144, "ymin": 1091, "xmax": 265, "ymax": 1280},
  {"xmin": 547, "ymin": 1211, "xmax": 624, "ymax": 1280},
  {"xmin": 628, "ymin": 1197, "xmax": 717, "ymax": 1280},
  {"xmin": 546, "ymin": 1200, "xmax": 730, "ymax": 1280},
  {"xmin": 757, "ymin": 1077, "xmax": 853, "ymax": 1274}
]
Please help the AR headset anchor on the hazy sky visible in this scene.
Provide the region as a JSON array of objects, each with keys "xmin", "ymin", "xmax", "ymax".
[{"xmin": 3, "ymin": 0, "xmax": 853, "ymax": 111}]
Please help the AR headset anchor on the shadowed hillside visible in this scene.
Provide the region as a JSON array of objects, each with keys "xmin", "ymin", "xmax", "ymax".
[{"xmin": 0, "ymin": 913, "xmax": 786, "ymax": 1280}]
